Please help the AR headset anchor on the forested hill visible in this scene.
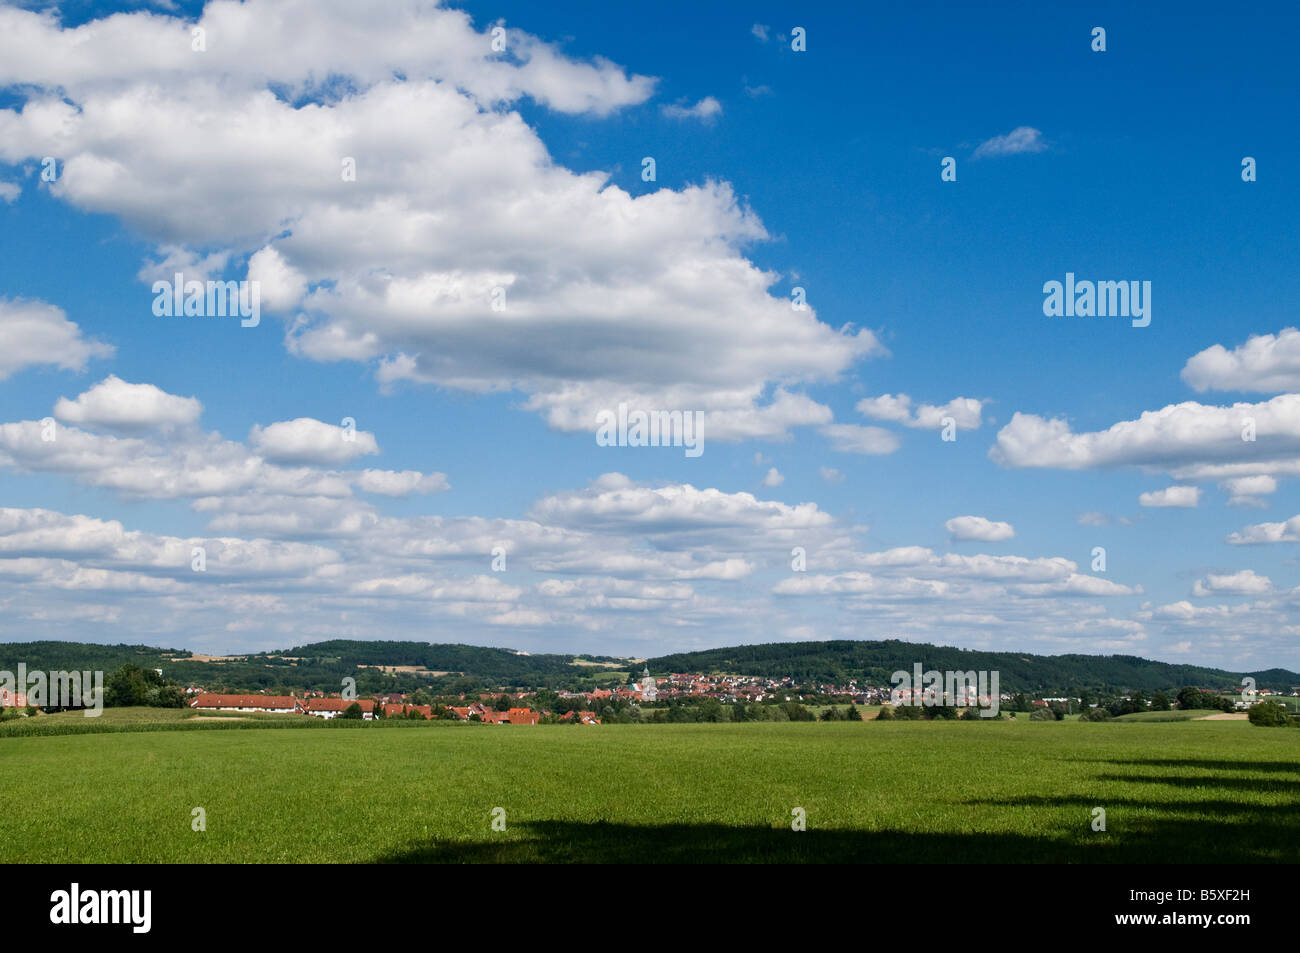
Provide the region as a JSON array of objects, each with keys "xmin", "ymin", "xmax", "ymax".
[
  {"xmin": 646, "ymin": 640, "xmax": 1299, "ymax": 694},
  {"xmin": 0, "ymin": 640, "xmax": 626, "ymax": 693},
  {"xmin": 1, "ymin": 638, "xmax": 1295, "ymax": 695}
]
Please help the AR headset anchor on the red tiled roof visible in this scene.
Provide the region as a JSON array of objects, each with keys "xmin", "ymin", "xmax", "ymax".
[
  {"xmin": 305, "ymin": 697, "xmax": 375, "ymax": 712},
  {"xmin": 191, "ymin": 693, "xmax": 297, "ymax": 710}
]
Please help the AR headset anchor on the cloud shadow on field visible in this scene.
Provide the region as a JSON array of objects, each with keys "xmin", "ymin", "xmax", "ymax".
[
  {"xmin": 1090, "ymin": 757, "xmax": 1300, "ymax": 776},
  {"xmin": 369, "ymin": 815, "xmax": 1294, "ymax": 864}
]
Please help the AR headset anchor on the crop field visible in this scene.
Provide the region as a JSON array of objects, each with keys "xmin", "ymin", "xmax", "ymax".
[{"xmin": 2, "ymin": 717, "xmax": 1295, "ymax": 864}]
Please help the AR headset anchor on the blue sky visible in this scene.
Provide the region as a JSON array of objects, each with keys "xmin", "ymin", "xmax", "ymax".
[{"xmin": 0, "ymin": 0, "xmax": 1297, "ymax": 669}]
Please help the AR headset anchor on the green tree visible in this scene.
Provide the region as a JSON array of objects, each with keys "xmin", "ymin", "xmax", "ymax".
[
  {"xmin": 1151, "ymin": 692, "xmax": 1171, "ymax": 711},
  {"xmin": 1248, "ymin": 700, "xmax": 1288, "ymax": 727},
  {"xmin": 846, "ymin": 704, "xmax": 863, "ymax": 721},
  {"xmin": 340, "ymin": 702, "xmax": 364, "ymax": 720}
]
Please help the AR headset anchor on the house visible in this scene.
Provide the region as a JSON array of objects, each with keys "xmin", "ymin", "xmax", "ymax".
[
  {"xmin": 383, "ymin": 703, "xmax": 433, "ymax": 719},
  {"xmin": 558, "ymin": 710, "xmax": 601, "ymax": 725},
  {"xmin": 190, "ymin": 693, "xmax": 298, "ymax": 714},
  {"xmin": 304, "ymin": 697, "xmax": 375, "ymax": 720},
  {"xmin": 0, "ymin": 689, "xmax": 30, "ymax": 709}
]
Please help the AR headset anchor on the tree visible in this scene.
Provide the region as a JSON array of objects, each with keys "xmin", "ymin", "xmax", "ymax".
[
  {"xmin": 493, "ymin": 694, "xmax": 511, "ymax": 712},
  {"xmin": 104, "ymin": 664, "xmax": 187, "ymax": 709},
  {"xmin": 846, "ymin": 704, "xmax": 863, "ymax": 722},
  {"xmin": 1080, "ymin": 706, "xmax": 1112, "ymax": 721},
  {"xmin": 340, "ymin": 702, "xmax": 364, "ymax": 720},
  {"xmin": 1248, "ymin": 700, "xmax": 1289, "ymax": 727},
  {"xmin": 1151, "ymin": 692, "xmax": 1171, "ymax": 711},
  {"xmin": 875, "ymin": 705, "xmax": 896, "ymax": 721},
  {"xmin": 1029, "ymin": 707, "xmax": 1055, "ymax": 721}
]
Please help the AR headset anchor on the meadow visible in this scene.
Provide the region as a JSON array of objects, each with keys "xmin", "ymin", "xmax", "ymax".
[{"xmin": 1, "ymin": 715, "xmax": 1295, "ymax": 863}]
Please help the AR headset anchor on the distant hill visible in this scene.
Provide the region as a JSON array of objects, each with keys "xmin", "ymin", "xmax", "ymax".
[
  {"xmin": 0, "ymin": 638, "xmax": 1294, "ymax": 695},
  {"xmin": 646, "ymin": 639, "xmax": 1299, "ymax": 694},
  {"xmin": 0, "ymin": 640, "xmax": 627, "ymax": 693}
]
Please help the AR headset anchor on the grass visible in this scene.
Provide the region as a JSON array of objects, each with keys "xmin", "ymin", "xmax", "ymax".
[
  {"xmin": 1, "ymin": 718, "xmax": 1296, "ymax": 863},
  {"xmin": 1114, "ymin": 710, "xmax": 1220, "ymax": 722}
]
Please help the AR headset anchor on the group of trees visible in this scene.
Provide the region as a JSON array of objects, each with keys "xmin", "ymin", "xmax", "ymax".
[
  {"xmin": 877, "ymin": 704, "xmax": 1004, "ymax": 721},
  {"xmin": 104, "ymin": 665, "xmax": 187, "ymax": 709},
  {"xmin": 1247, "ymin": 700, "xmax": 1298, "ymax": 727}
]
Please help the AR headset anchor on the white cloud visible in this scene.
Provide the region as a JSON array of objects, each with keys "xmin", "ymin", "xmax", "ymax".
[
  {"xmin": 247, "ymin": 245, "xmax": 308, "ymax": 313},
  {"xmin": 1192, "ymin": 570, "xmax": 1272, "ymax": 596},
  {"xmin": 355, "ymin": 469, "xmax": 450, "ymax": 497},
  {"xmin": 661, "ymin": 96, "xmax": 722, "ymax": 122},
  {"xmin": 761, "ymin": 467, "xmax": 784, "ymax": 487},
  {"xmin": 991, "ymin": 395, "xmax": 1300, "ymax": 482},
  {"xmin": 945, "ymin": 515, "xmax": 1015, "ymax": 542},
  {"xmin": 249, "ymin": 418, "xmax": 379, "ymax": 465},
  {"xmin": 137, "ymin": 245, "xmax": 230, "ymax": 284},
  {"xmin": 1227, "ymin": 514, "xmax": 1300, "ymax": 545},
  {"xmin": 0, "ymin": 298, "xmax": 113, "ymax": 381},
  {"xmin": 1222, "ymin": 474, "xmax": 1276, "ymax": 507},
  {"xmin": 54, "ymin": 376, "xmax": 200, "ymax": 432},
  {"xmin": 0, "ymin": 1, "xmax": 878, "ymax": 442},
  {"xmin": 0, "ymin": 180, "xmax": 19, "ymax": 202},
  {"xmin": 971, "ymin": 126, "xmax": 1047, "ymax": 159},
  {"xmin": 856, "ymin": 394, "xmax": 984, "ymax": 429},
  {"xmin": 751, "ymin": 24, "xmax": 770, "ymax": 42},
  {"xmin": 1138, "ymin": 486, "xmax": 1200, "ymax": 508},
  {"xmin": 819, "ymin": 466, "xmax": 844, "ymax": 484},
  {"xmin": 1182, "ymin": 327, "xmax": 1300, "ymax": 393},
  {"xmin": 0, "ymin": 1, "xmax": 655, "ymax": 116}
]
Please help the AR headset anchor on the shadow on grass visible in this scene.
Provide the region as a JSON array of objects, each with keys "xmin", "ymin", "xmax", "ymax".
[
  {"xmin": 372, "ymin": 753, "xmax": 1300, "ymax": 864},
  {"xmin": 1092, "ymin": 758, "xmax": 1300, "ymax": 775},
  {"xmin": 371, "ymin": 816, "xmax": 1293, "ymax": 864}
]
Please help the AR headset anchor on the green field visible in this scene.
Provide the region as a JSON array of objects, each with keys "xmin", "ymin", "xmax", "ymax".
[{"xmin": 2, "ymin": 716, "xmax": 1296, "ymax": 863}]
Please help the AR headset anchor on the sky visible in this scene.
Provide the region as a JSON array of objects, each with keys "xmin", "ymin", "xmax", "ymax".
[{"xmin": 0, "ymin": 0, "xmax": 1297, "ymax": 669}]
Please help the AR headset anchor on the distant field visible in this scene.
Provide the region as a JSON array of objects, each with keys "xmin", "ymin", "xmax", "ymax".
[
  {"xmin": 1, "ymin": 718, "xmax": 1295, "ymax": 863},
  {"xmin": 1114, "ymin": 710, "xmax": 1212, "ymax": 722}
]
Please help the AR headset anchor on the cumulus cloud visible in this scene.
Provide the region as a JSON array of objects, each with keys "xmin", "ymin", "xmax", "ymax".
[
  {"xmin": 1222, "ymin": 474, "xmax": 1276, "ymax": 507},
  {"xmin": 1227, "ymin": 514, "xmax": 1300, "ymax": 545},
  {"xmin": 54, "ymin": 376, "xmax": 201, "ymax": 431},
  {"xmin": 856, "ymin": 394, "xmax": 984, "ymax": 429},
  {"xmin": 1138, "ymin": 486, "xmax": 1200, "ymax": 508},
  {"xmin": 1192, "ymin": 570, "xmax": 1271, "ymax": 596},
  {"xmin": 761, "ymin": 467, "xmax": 784, "ymax": 487},
  {"xmin": 354, "ymin": 469, "xmax": 450, "ymax": 497},
  {"xmin": 945, "ymin": 515, "xmax": 1015, "ymax": 542},
  {"xmin": 991, "ymin": 396, "xmax": 1300, "ymax": 483},
  {"xmin": 248, "ymin": 418, "xmax": 379, "ymax": 465},
  {"xmin": 0, "ymin": 298, "xmax": 113, "ymax": 381},
  {"xmin": 972, "ymin": 126, "xmax": 1047, "ymax": 159},
  {"xmin": 661, "ymin": 96, "xmax": 722, "ymax": 122},
  {"xmin": 0, "ymin": 0, "xmax": 878, "ymax": 442},
  {"xmin": 819, "ymin": 466, "xmax": 844, "ymax": 484},
  {"xmin": 1182, "ymin": 327, "xmax": 1300, "ymax": 393}
]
